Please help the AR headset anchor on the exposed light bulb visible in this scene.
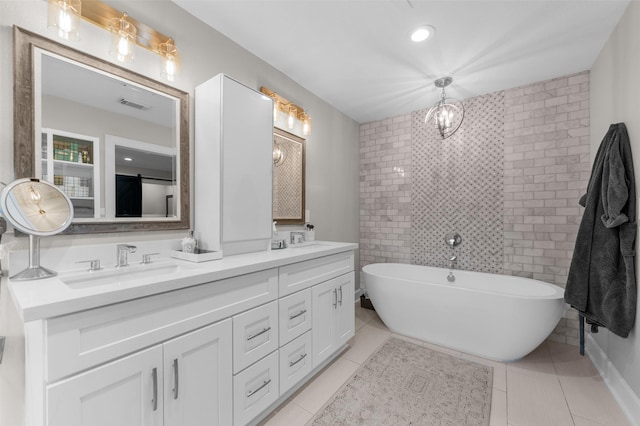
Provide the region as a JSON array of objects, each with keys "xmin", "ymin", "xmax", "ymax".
[
  {"xmin": 29, "ymin": 185, "xmax": 42, "ymax": 204},
  {"xmin": 28, "ymin": 185, "xmax": 46, "ymax": 215},
  {"xmin": 117, "ymin": 35, "xmax": 130, "ymax": 58},
  {"xmin": 58, "ymin": 8, "xmax": 73, "ymax": 34},
  {"xmin": 302, "ymin": 112, "xmax": 312, "ymax": 136},
  {"xmin": 48, "ymin": 0, "xmax": 81, "ymax": 41},
  {"xmin": 273, "ymin": 100, "xmax": 280, "ymax": 122},
  {"xmin": 159, "ymin": 38, "xmax": 180, "ymax": 82},
  {"xmin": 109, "ymin": 13, "xmax": 136, "ymax": 63},
  {"xmin": 288, "ymin": 106, "xmax": 296, "ymax": 130},
  {"xmin": 164, "ymin": 56, "xmax": 176, "ymax": 81}
]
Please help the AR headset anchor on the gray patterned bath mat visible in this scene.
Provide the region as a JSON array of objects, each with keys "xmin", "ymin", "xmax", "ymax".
[{"xmin": 311, "ymin": 337, "xmax": 493, "ymax": 425}]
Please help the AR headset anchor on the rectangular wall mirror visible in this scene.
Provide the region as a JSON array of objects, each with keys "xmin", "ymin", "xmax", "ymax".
[
  {"xmin": 273, "ymin": 128, "xmax": 305, "ymax": 224},
  {"xmin": 14, "ymin": 26, "xmax": 189, "ymax": 234}
]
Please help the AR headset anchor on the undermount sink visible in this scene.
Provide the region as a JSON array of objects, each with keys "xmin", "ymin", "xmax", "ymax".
[{"xmin": 61, "ymin": 261, "xmax": 199, "ymax": 289}]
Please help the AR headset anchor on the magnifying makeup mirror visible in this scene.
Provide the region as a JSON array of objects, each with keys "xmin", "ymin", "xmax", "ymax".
[{"xmin": 0, "ymin": 178, "xmax": 74, "ymax": 280}]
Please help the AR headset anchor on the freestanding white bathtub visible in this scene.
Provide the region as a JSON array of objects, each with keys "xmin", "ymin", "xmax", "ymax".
[{"xmin": 363, "ymin": 263, "xmax": 565, "ymax": 362}]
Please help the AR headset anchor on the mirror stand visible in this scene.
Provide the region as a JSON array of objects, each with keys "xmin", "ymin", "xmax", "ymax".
[
  {"xmin": 11, "ymin": 235, "xmax": 57, "ymax": 281},
  {"xmin": 0, "ymin": 178, "xmax": 74, "ymax": 281}
]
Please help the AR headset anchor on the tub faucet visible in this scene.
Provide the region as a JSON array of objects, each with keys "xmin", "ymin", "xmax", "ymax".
[
  {"xmin": 447, "ymin": 255, "xmax": 457, "ymax": 270},
  {"xmin": 116, "ymin": 244, "xmax": 137, "ymax": 268}
]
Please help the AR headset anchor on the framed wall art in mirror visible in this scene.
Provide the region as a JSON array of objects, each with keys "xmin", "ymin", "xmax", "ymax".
[
  {"xmin": 13, "ymin": 26, "xmax": 189, "ymax": 234},
  {"xmin": 273, "ymin": 128, "xmax": 305, "ymax": 224}
]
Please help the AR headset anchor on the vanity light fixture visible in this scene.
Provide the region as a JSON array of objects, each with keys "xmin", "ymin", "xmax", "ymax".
[
  {"xmin": 47, "ymin": 0, "xmax": 181, "ymax": 81},
  {"xmin": 260, "ymin": 87, "xmax": 312, "ymax": 136},
  {"xmin": 424, "ymin": 77, "xmax": 465, "ymax": 139},
  {"xmin": 109, "ymin": 12, "xmax": 136, "ymax": 63},
  {"xmin": 411, "ymin": 25, "xmax": 435, "ymax": 43},
  {"xmin": 301, "ymin": 110, "xmax": 312, "ymax": 136},
  {"xmin": 287, "ymin": 105, "xmax": 297, "ymax": 130},
  {"xmin": 158, "ymin": 38, "xmax": 181, "ymax": 82},
  {"xmin": 47, "ymin": 0, "xmax": 82, "ymax": 41},
  {"xmin": 272, "ymin": 98, "xmax": 281, "ymax": 122}
]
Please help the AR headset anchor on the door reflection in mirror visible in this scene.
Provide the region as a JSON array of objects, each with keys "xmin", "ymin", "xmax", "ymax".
[{"xmin": 107, "ymin": 136, "xmax": 177, "ymax": 219}]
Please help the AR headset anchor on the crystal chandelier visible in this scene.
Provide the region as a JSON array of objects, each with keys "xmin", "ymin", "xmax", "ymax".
[{"xmin": 424, "ymin": 77, "xmax": 465, "ymax": 139}]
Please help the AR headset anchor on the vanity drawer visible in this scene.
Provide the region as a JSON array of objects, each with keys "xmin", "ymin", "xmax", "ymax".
[
  {"xmin": 233, "ymin": 301, "xmax": 279, "ymax": 374},
  {"xmin": 233, "ymin": 350, "xmax": 279, "ymax": 426},
  {"xmin": 279, "ymin": 251, "xmax": 354, "ymax": 296},
  {"xmin": 46, "ymin": 269, "xmax": 278, "ymax": 382},
  {"xmin": 279, "ymin": 331, "xmax": 312, "ymax": 396},
  {"xmin": 278, "ymin": 289, "xmax": 312, "ymax": 346}
]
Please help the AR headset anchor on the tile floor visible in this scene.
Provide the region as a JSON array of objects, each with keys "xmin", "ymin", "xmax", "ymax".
[{"xmin": 261, "ymin": 302, "xmax": 630, "ymax": 426}]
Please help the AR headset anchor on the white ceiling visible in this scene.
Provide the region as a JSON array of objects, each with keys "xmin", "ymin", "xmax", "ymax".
[
  {"xmin": 173, "ymin": 0, "xmax": 629, "ymax": 124},
  {"xmin": 42, "ymin": 52, "xmax": 176, "ymax": 128}
]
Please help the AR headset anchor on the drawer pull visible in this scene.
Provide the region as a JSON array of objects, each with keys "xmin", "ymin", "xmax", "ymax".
[
  {"xmin": 172, "ymin": 358, "xmax": 179, "ymax": 400},
  {"xmin": 338, "ymin": 286, "xmax": 343, "ymax": 306},
  {"xmin": 151, "ymin": 367, "xmax": 158, "ymax": 411},
  {"xmin": 289, "ymin": 309, "xmax": 307, "ymax": 320},
  {"xmin": 332, "ymin": 289, "xmax": 337, "ymax": 308},
  {"xmin": 247, "ymin": 326, "xmax": 272, "ymax": 341},
  {"xmin": 289, "ymin": 353, "xmax": 307, "ymax": 367},
  {"xmin": 247, "ymin": 378, "xmax": 272, "ymax": 398}
]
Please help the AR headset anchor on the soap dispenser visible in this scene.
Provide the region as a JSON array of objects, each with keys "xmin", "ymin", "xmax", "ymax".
[
  {"xmin": 181, "ymin": 230, "xmax": 197, "ymax": 253},
  {"xmin": 271, "ymin": 221, "xmax": 286, "ymax": 249}
]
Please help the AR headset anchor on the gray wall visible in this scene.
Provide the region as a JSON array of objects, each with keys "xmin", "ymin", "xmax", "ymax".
[
  {"xmin": 0, "ymin": 0, "xmax": 360, "ymax": 248},
  {"xmin": 589, "ymin": 0, "xmax": 640, "ymax": 401},
  {"xmin": 0, "ymin": 2, "xmax": 360, "ymax": 424}
]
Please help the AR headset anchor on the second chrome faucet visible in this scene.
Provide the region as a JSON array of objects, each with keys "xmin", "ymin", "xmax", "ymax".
[{"xmin": 116, "ymin": 244, "xmax": 137, "ymax": 267}]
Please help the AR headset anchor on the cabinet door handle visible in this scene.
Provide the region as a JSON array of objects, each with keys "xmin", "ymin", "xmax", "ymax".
[
  {"xmin": 332, "ymin": 289, "xmax": 337, "ymax": 308},
  {"xmin": 151, "ymin": 367, "xmax": 158, "ymax": 411},
  {"xmin": 289, "ymin": 309, "xmax": 307, "ymax": 320},
  {"xmin": 338, "ymin": 287, "xmax": 343, "ymax": 306},
  {"xmin": 247, "ymin": 378, "xmax": 272, "ymax": 398},
  {"xmin": 289, "ymin": 353, "xmax": 307, "ymax": 367},
  {"xmin": 247, "ymin": 326, "xmax": 271, "ymax": 341},
  {"xmin": 172, "ymin": 358, "xmax": 179, "ymax": 400}
]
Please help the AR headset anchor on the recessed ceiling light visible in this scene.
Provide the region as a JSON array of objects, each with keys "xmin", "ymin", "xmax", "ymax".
[
  {"xmin": 411, "ymin": 25, "xmax": 435, "ymax": 43},
  {"xmin": 124, "ymin": 157, "xmax": 133, "ymax": 162}
]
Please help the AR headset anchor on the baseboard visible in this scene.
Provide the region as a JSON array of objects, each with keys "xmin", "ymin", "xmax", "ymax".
[
  {"xmin": 354, "ymin": 287, "xmax": 364, "ymax": 300},
  {"xmin": 586, "ymin": 334, "xmax": 640, "ymax": 426}
]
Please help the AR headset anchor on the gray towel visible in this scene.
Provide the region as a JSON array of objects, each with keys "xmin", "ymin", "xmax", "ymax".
[{"xmin": 565, "ymin": 123, "xmax": 637, "ymax": 338}]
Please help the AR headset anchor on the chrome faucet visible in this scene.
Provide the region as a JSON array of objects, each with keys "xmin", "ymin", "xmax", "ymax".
[
  {"xmin": 116, "ymin": 244, "xmax": 137, "ymax": 268},
  {"xmin": 447, "ymin": 255, "xmax": 457, "ymax": 270}
]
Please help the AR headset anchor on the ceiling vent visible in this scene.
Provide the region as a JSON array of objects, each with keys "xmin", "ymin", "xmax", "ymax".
[{"xmin": 119, "ymin": 98, "xmax": 151, "ymax": 111}]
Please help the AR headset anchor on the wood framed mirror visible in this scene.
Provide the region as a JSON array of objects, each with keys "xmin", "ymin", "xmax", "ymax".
[
  {"xmin": 13, "ymin": 26, "xmax": 189, "ymax": 234},
  {"xmin": 272, "ymin": 128, "xmax": 305, "ymax": 225}
]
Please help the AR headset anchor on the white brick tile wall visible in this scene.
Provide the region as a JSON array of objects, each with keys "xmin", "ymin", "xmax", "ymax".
[{"xmin": 360, "ymin": 71, "xmax": 590, "ymax": 345}]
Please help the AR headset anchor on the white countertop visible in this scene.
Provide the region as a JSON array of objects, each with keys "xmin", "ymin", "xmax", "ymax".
[{"xmin": 7, "ymin": 241, "xmax": 358, "ymax": 322}]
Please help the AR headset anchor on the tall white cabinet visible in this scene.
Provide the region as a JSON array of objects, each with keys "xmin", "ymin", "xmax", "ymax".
[{"xmin": 195, "ymin": 74, "xmax": 274, "ymax": 255}]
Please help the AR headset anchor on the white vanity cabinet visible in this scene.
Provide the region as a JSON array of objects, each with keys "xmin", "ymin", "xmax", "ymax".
[
  {"xmin": 312, "ymin": 272, "xmax": 356, "ymax": 368},
  {"xmin": 13, "ymin": 244, "xmax": 357, "ymax": 426},
  {"xmin": 47, "ymin": 345, "xmax": 164, "ymax": 426},
  {"xmin": 46, "ymin": 320, "xmax": 232, "ymax": 426},
  {"xmin": 195, "ymin": 74, "xmax": 274, "ymax": 256},
  {"xmin": 163, "ymin": 320, "xmax": 233, "ymax": 426}
]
